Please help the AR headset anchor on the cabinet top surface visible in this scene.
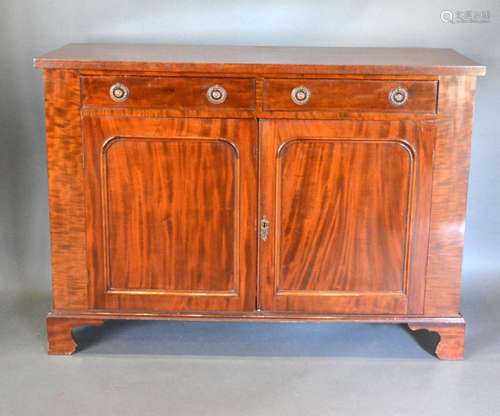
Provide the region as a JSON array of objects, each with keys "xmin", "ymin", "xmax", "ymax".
[{"xmin": 34, "ymin": 43, "xmax": 485, "ymax": 76}]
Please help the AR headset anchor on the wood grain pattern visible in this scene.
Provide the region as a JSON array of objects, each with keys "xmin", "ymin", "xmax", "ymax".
[
  {"xmin": 263, "ymin": 79, "xmax": 437, "ymax": 113},
  {"xmin": 43, "ymin": 70, "xmax": 88, "ymax": 310},
  {"xmin": 82, "ymin": 76, "xmax": 255, "ymax": 110},
  {"xmin": 277, "ymin": 140, "xmax": 412, "ymax": 292},
  {"xmin": 83, "ymin": 117, "xmax": 257, "ymax": 312},
  {"xmin": 259, "ymin": 120, "xmax": 434, "ymax": 314},
  {"xmin": 424, "ymin": 76, "xmax": 477, "ymax": 315},
  {"xmin": 34, "ymin": 44, "xmax": 486, "ymax": 76},
  {"xmin": 104, "ymin": 137, "xmax": 238, "ymax": 292},
  {"xmin": 80, "ymin": 107, "xmax": 441, "ymax": 122}
]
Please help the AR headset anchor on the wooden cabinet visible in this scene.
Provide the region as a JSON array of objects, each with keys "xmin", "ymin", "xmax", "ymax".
[{"xmin": 35, "ymin": 44, "xmax": 485, "ymax": 359}]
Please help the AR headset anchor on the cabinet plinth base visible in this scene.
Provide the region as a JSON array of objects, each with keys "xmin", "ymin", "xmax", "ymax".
[
  {"xmin": 47, "ymin": 315, "xmax": 104, "ymax": 355},
  {"xmin": 47, "ymin": 311, "xmax": 465, "ymax": 358},
  {"xmin": 408, "ymin": 322, "xmax": 465, "ymax": 360}
]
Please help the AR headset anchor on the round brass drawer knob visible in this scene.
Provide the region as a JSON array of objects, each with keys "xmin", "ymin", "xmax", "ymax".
[
  {"xmin": 291, "ymin": 86, "xmax": 311, "ymax": 105},
  {"xmin": 109, "ymin": 83, "xmax": 129, "ymax": 102},
  {"xmin": 389, "ymin": 87, "xmax": 409, "ymax": 106},
  {"xmin": 207, "ymin": 85, "xmax": 227, "ymax": 104}
]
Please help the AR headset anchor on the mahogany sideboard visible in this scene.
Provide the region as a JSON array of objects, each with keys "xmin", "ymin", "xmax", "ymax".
[{"xmin": 34, "ymin": 44, "xmax": 485, "ymax": 358}]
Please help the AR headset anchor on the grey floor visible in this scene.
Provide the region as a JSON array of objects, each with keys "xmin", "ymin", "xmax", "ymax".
[{"xmin": 1, "ymin": 271, "xmax": 499, "ymax": 416}]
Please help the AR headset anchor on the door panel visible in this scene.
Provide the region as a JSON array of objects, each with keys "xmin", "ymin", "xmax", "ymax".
[
  {"xmin": 83, "ymin": 117, "xmax": 257, "ymax": 312},
  {"xmin": 278, "ymin": 140, "xmax": 412, "ymax": 293},
  {"xmin": 259, "ymin": 120, "xmax": 434, "ymax": 314},
  {"xmin": 105, "ymin": 138, "xmax": 237, "ymax": 292}
]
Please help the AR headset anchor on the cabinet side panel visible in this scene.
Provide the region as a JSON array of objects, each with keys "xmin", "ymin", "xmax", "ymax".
[
  {"xmin": 425, "ymin": 76, "xmax": 476, "ymax": 315},
  {"xmin": 44, "ymin": 69, "xmax": 88, "ymax": 310}
]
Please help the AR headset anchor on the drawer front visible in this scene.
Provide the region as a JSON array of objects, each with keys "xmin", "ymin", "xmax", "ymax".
[
  {"xmin": 81, "ymin": 76, "xmax": 256, "ymax": 110},
  {"xmin": 263, "ymin": 79, "xmax": 437, "ymax": 113}
]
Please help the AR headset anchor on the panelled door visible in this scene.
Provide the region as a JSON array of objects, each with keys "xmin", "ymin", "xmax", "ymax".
[
  {"xmin": 258, "ymin": 120, "xmax": 434, "ymax": 315},
  {"xmin": 83, "ymin": 116, "xmax": 257, "ymax": 312}
]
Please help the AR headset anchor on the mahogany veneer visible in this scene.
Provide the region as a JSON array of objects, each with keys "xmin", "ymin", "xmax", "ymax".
[{"xmin": 35, "ymin": 44, "xmax": 485, "ymax": 359}]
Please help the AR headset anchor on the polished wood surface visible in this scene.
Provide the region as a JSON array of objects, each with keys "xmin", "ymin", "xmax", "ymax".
[
  {"xmin": 83, "ymin": 116, "xmax": 257, "ymax": 312},
  {"xmin": 424, "ymin": 76, "xmax": 477, "ymax": 315},
  {"xmin": 34, "ymin": 43, "xmax": 486, "ymax": 76},
  {"xmin": 49, "ymin": 310, "xmax": 466, "ymax": 324},
  {"xmin": 37, "ymin": 44, "xmax": 484, "ymax": 359},
  {"xmin": 104, "ymin": 139, "xmax": 237, "ymax": 291},
  {"xmin": 277, "ymin": 140, "xmax": 410, "ymax": 292},
  {"xmin": 263, "ymin": 79, "xmax": 437, "ymax": 113},
  {"xmin": 259, "ymin": 120, "xmax": 433, "ymax": 314},
  {"xmin": 82, "ymin": 76, "xmax": 255, "ymax": 110},
  {"xmin": 43, "ymin": 70, "xmax": 88, "ymax": 310}
]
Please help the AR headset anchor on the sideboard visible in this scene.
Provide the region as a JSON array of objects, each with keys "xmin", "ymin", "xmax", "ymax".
[{"xmin": 34, "ymin": 44, "xmax": 485, "ymax": 358}]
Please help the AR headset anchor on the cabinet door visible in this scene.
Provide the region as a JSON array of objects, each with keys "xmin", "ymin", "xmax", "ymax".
[
  {"xmin": 259, "ymin": 120, "xmax": 434, "ymax": 314},
  {"xmin": 83, "ymin": 117, "xmax": 257, "ymax": 312}
]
